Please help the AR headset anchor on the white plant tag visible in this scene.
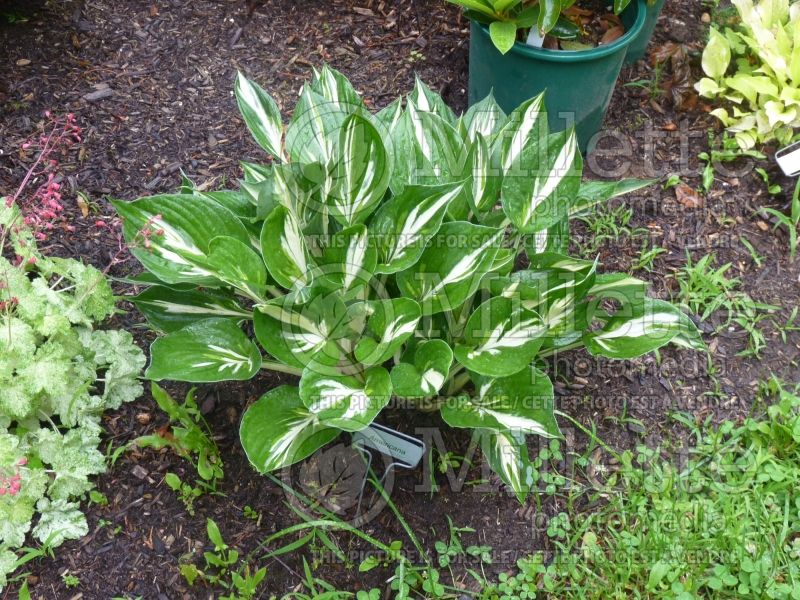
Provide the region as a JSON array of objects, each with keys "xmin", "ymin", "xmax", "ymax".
[
  {"xmin": 776, "ymin": 141, "xmax": 800, "ymax": 177},
  {"xmin": 352, "ymin": 423, "xmax": 425, "ymax": 468},
  {"xmin": 526, "ymin": 28, "xmax": 545, "ymax": 48}
]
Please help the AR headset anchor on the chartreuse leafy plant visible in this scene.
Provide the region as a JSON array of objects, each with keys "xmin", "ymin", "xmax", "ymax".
[
  {"xmin": 0, "ymin": 205, "xmax": 145, "ymax": 589},
  {"xmin": 113, "ymin": 65, "xmax": 702, "ymax": 504},
  {"xmin": 695, "ymin": 0, "xmax": 800, "ymax": 150}
]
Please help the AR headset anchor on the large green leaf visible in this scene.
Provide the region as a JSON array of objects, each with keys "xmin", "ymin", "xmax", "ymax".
[
  {"xmin": 260, "ymin": 205, "xmax": 312, "ymax": 289},
  {"xmin": 235, "ymin": 72, "xmax": 284, "ymax": 159},
  {"xmin": 329, "ymin": 113, "xmax": 392, "ymax": 226},
  {"xmin": 467, "ymin": 134, "xmax": 502, "ymax": 216},
  {"xmin": 353, "ymin": 298, "xmax": 421, "ymax": 366},
  {"xmin": 112, "ymin": 194, "xmax": 251, "ymax": 286},
  {"xmin": 299, "ymin": 365, "xmax": 392, "ymax": 432},
  {"xmin": 501, "ymin": 128, "xmax": 582, "ymax": 233},
  {"xmin": 441, "ymin": 367, "xmax": 560, "ymax": 438},
  {"xmin": 455, "ymin": 296, "xmax": 546, "ymax": 377},
  {"xmin": 396, "ymin": 221, "xmax": 503, "ymax": 314},
  {"xmin": 132, "ymin": 285, "xmax": 251, "ymax": 333},
  {"xmin": 206, "ymin": 235, "xmax": 268, "ymax": 300},
  {"xmin": 390, "ymin": 339, "xmax": 453, "ymax": 398},
  {"xmin": 583, "ymin": 298, "xmax": 705, "ymax": 359},
  {"xmin": 240, "ymin": 385, "xmax": 340, "ymax": 473},
  {"xmin": 146, "ymin": 318, "xmax": 262, "ymax": 382},
  {"xmin": 369, "ymin": 183, "xmax": 464, "ymax": 274}
]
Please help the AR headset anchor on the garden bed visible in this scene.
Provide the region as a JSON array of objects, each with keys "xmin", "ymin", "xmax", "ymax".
[{"xmin": 1, "ymin": 0, "xmax": 799, "ymax": 597}]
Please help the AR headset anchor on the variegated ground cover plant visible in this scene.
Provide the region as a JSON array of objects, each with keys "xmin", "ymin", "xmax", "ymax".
[
  {"xmin": 0, "ymin": 205, "xmax": 145, "ymax": 588},
  {"xmin": 113, "ymin": 66, "xmax": 703, "ymax": 502}
]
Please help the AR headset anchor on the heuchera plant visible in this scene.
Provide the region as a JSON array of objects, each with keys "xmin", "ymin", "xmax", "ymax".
[
  {"xmin": 0, "ymin": 117, "xmax": 145, "ymax": 589},
  {"xmin": 113, "ymin": 66, "xmax": 702, "ymax": 502},
  {"xmin": 695, "ymin": 0, "xmax": 800, "ymax": 150}
]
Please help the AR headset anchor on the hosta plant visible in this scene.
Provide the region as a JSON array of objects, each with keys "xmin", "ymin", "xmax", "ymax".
[
  {"xmin": 695, "ymin": 0, "xmax": 800, "ymax": 150},
  {"xmin": 0, "ymin": 205, "xmax": 145, "ymax": 588},
  {"xmin": 113, "ymin": 66, "xmax": 702, "ymax": 503}
]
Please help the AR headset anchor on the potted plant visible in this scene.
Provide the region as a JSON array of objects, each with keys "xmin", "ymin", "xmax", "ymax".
[
  {"xmin": 624, "ymin": 0, "xmax": 666, "ymax": 64},
  {"xmin": 448, "ymin": 0, "xmax": 647, "ymax": 150}
]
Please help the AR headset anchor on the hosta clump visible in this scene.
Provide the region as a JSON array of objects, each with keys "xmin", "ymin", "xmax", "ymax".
[
  {"xmin": 0, "ymin": 205, "xmax": 145, "ymax": 588},
  {"xmin": 695, "ymin": 0, "xmax": 800, "ymax": 149},
  {"xmin": 114, "ymin": 66, "xmax": 702, "ymax": 502}
]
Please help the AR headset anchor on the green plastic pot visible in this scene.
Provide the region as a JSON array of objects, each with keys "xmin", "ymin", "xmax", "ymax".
[
  {"xmin": 468, "ymin": 0, "xmax": 646, "ymax": 151},
  {"xmin": 625, "ymin": 0, "xmax": 666, "ymax": 64}
]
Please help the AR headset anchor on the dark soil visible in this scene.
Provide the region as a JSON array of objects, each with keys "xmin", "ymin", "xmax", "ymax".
[{"xmin": 1, "ymin": 0, "xmax": 799, "ymax": 598}]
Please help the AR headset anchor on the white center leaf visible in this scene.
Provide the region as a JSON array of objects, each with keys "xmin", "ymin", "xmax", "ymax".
[
  {"xmin": 299, "ymin": 366, "xmax": 392, "ymax": 432},
  {"xmin": 260, "ymin": 205, "xmax": 313, "ymax": 289},
  {"xmin": 440, "ymin": 367, "xmax": 560, "ymax": 439}
]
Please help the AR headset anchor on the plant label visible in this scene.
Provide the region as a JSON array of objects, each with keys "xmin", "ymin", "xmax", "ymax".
[{"xmin": 352, "ymin": 423, "xmax": 425, "ymax": 468}]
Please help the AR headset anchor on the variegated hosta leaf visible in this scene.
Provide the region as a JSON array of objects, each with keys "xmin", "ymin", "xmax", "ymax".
[
  {"xmin": 462, "ymin": 92, "xmax": 507, "ymax": 141},
  {"xmin": 570, "ymin": 178, "xmax": 657, "ymax": 217},
  {"xmin": 586, "ymin": 273, "xmax": 649, "ymax": 299},
  {"xmin": 318, "ymin": 224, "xmax": 377, "ymax": 294},
  {"xmin": 132, "ymin": 285, "xmax": 251, "ymax": 333},
  {"xmin": 299, "ymin": 366, "xmax": 392, "ymax": 432},
  {"xmin": 353, "ymin": 298, "xmax": 421, "ymax": 366},
  {"xmin": 260, "ymin": 205, "xmax": 312, "ymax": 289},
  {"xmin": 396, "ymin": 221, "xmax": 503, "ymax": 314},
  {"xmin": 235, "ymin": 72, "xmax": 284, "ymax": 159},
  {"xmin": 408, "ymin": 76, "xmax": 457, "ymax": 124},
  {"xmin": 329, "ymin": 113, "xmax": 393, "ymax": 226},
  {"xmin": 206, "ymin": 235, "xmax": 268, "ymax": 300},
  {"xmin": 490, "ymin": 248, "xmax": 516, "ymax": 276},
  {"xmin": 525, "ymin": 218, "xmax": 569, "ymax": 256},
  {"xmin": 112, "ymin": 194, "xmax": 251, "ymax": 286},
  {"xmin": 440, "ymin": 367, "xmax": 560, "ymax": 438},
  {"xmin": 310, "ymin": 64, "xmax": 364, "ymax": 113},
  {"xmin": 285, "ymin": 85, "xmax": 349, "ymax": 167},
  {"xmin": 375, "ymin": 97, "xmax": 404, "ymax": 137},
  {"xmin": 390, "ymin": 339, "xmax": 453, "ymax": 398},
  {"xmin": 495, "ymin": 93, "xmax": 547, "ymax": 174},
  {"xmin": 253, "ymin": 291, "xmax": 347, "ymax": 369},
  {"xmin": 467, "ymin": 134, "xmax": 502, "ymax": 217},
  {"xmin": 240, "ymin": 385, "xmax": 340, "ymax": 473},
  {"xmin": 241, "ymin": 160, "xmax": 273, "ymax": 183},
  {"xmin": 455, "ymin": 296, "xmax": 546, "ymax": 378},
  {"xmin": 508, "ymin": 253, "xmax": 598, "ymax": 311},
  {"xmin": 391, "ymin": 105, "xmax": 466, "ymax": 193},
  {"xmin": 583, "ymin": 298, "xmax": 704, "ymax": 360},
  {"xmin": 480, "ymin": 428, "xmax": 536, "ymax": 503},
  {"xmin": 146, "ymin": 318, "xmax": 262, "ymax": 382},
  {"xmin": 501, "ymin": 128, "xmax": 583, "ymax": 233},
  {"xmin": 195, "ymin": 190, "xmax": 258, "ymax": 222},
  {"xmin": 369, "ymin": 183, "xmax": 464, "ymax": 274}
]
